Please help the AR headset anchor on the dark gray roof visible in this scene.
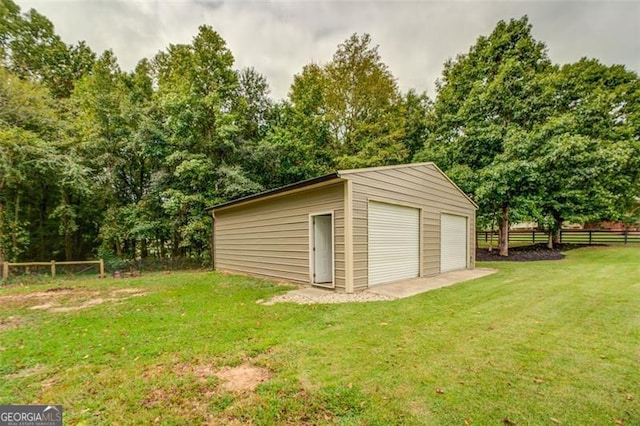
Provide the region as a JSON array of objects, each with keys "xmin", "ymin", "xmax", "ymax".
[{"xmin": 207, "ymin": 172, "xmax": 340, "ymax": 211}]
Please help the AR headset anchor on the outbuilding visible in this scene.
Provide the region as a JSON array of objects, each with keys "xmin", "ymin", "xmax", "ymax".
[{"xmin": 208, "ymin": 163, "xmax": 477, "ymax": 293}]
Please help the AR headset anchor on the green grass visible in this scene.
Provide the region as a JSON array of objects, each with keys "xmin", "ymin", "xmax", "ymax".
[
  {"xmin": 477, "ymin": 240, "xmax": 536, "ymax": 249},
  {"xmin": 1, "ymin": 246, "xmax": 639, "ymax": 425}
]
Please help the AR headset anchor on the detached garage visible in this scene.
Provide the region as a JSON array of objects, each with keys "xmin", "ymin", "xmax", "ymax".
[{"xmin": 209, "ymin": 163, "xmax": 477, "ymax": 293}]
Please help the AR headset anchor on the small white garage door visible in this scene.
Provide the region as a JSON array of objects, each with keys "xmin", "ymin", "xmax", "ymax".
[
  {"xmin": 440, "ymin": 214, "xmax": 468, "ymax": 273},
  {"xmin": 368, "ymin": 201, "xmax": 420, "ymax": 286}
]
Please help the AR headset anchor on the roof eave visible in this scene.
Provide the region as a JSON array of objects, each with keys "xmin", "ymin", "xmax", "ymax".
[
  {"xmin": 207, "ymin": 172, "xmax": 341, "ymax": 212},
  {"xmin": 340, "ymin": 162, "xmax": 478, "ymax": 209}
]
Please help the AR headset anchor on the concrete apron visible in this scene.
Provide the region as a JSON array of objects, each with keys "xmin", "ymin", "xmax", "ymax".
[
  {"xmin": 273, "ymin": 267, "xmax": 499, "ymax": 304},
  {"xmin": 365, "ymin": 267, "xmax": 498, "ymax": 299}
]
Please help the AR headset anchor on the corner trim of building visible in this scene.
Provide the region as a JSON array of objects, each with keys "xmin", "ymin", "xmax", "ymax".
[
  {"xmin": 344, "ymin": 179, "xmax": 354, "ymax": 293},
  {"xmin": 211, "ymin": 212, "xmax": 216, "ymax": 270}
]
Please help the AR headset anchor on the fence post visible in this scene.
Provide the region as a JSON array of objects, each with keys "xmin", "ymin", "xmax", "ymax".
[
  {"xmin": 99, "ymin": 259, "xmax": 105, "ymax": 278},
  {"xmin": 589, "ymin": 230, "xmax": 592, "ymax": 245},
  {"xmin": 560, "ymin": 230, "xmax": 563, "ymax": 243},
  {"xmin": 532, "ymin": 230, "xmax": 535, "ymax": 243},
  {"xmin": 2, "ymin": 262, "xmax": 8, "ymax": 282},
  {"xmin": 624, "ymin": 229, "xmax": 628, "ymax": 245},
  {"xmin": 51, "ymin": 260, "xmax": 56, "ymax": 279}
]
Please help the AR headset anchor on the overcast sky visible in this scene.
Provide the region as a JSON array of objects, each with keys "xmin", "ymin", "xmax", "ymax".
[{"xmin": 16, "ymin": 0, "xmax": 640, "ymax": 100}]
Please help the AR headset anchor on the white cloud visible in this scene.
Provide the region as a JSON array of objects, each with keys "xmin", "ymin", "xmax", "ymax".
[{"xmin": 16, "ymin": 0, "xmax": 640, "ymax": 99}]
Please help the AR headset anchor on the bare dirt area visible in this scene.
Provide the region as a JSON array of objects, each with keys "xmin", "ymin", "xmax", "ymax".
[
  {"xmin": 476, "ymin": 243, "xmax": 588, "ymax": 262},
  {"xmin": 173, "ymin": 362, "xmax": 218, "ymax": 383},
  {"xmin": 4, "ymin": 364, "xmax": 49, "ymax": 379},
  {"xmin": 215, "ymin": 363, "xmax": 272, "ymax": 392},
  {"xmin": 0, "ymin": 286, "xmax": 146, "ymax": 312},
  {"xmin": 0, "ymin": 315, "xmax": 25, "ymax": 331},
  {"xmin": 173, "ymin": 361, "xmax": 272, "ymax": 392},
  {"xmin": 140, "ymin": 361, "xmax": 273, "ymax": 423}
]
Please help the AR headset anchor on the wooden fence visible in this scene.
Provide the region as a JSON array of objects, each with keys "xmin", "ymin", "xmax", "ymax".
[
  {"xmin": 2, "ymin": 260, "xmax": 105, "ymax": 282},
  {"xmin": 477, "ymin": 229, "xmax": 640, "ymax": 245}
]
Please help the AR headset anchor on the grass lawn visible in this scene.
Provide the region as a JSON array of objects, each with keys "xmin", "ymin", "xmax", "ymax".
[
  {"xmin": 1, "ymin": 246, "xmax": 638, "ymax": 425},
  {"xmin": 477, "ymin": 240, "xmax": 537, "ymax": 249}
]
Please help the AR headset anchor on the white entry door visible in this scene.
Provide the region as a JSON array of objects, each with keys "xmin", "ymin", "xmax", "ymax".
[
  {"xmin": 368, "ymin": 201, "xmax": 420, "ymax": 286},
  {"xmin": 312, "ymin": 214, "xmax": 333, "ymax": 286},
  {"xmin": 440, "ymin": 214, "xmax": 468, "ymax": 273}
]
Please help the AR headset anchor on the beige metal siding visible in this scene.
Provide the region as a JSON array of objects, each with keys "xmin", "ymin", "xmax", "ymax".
[
  {"xmin": 346, "ymin": 164, "xmax": 476, "ymax": 291},
  {"xmin": 214, "ymin": 183, "xmax": 345, "ymax": 289}
]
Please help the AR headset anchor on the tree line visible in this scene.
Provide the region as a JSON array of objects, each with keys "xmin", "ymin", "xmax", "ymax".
[{"xmin": 0, "ymin": 0, "xmax": 638, "ymax": 265}]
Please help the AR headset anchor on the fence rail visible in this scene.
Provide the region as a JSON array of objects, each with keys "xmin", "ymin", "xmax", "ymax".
[
  {"xmin": 477, "ymin": 229, "xmax": 640, "ymax": 245},
  {"xmin": 2, "ymin": 260, "xmax": 105, "ymax": 282}
]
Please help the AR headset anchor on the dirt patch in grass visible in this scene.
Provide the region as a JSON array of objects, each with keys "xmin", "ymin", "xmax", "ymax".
[
  {"xmin": 0, "ymin": 315, "xmax": 24, "ymax": 332},
  {"xmin": 45, "ymin": 286, "xmax": 74, "ymax": 292},
  {"xmin": 215, "ymin": 363, "xmax": 272, "ymax": 392},
  {"xmin": 0, "ymin": 287, "xmax": 146, "ymax": 312},
  {"xmin": 476, "ymin": 243, "xmax": 587, "ymax": 262},
  {"xmin": 45, "ymin": 297, "xmax": 110, "ymax": 313},
  {"xmin": 5, "ymin": 364, "xmax": 49, "ymax": 379},
  {"xmin": 140, "ymin": 362, "xmax": 271, "ymax": 423},
  {"xmin": 28, "ymin": 302, "xmax": 57, "ymax": 311},
  {"xmin": 173, "ymin": 362, "xmax": 218, "ymax": 383},
  {"xmin": 111, "ymin": 288, "xmax": 145, "ymax": 295},
  {"xmin": 0, "ymin": 288, "xmax": 86, "ymax": 302},
  {"xmin": 173, "ymin": 361, "xmax": 272, "ymax": 392},
  {"xmin": 140, "ymin": 383, "xmax": 218, "ymax": 420}
]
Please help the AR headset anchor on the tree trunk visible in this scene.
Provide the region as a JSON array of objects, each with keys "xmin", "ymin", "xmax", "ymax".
[
  {"xmin": 548, "ymin": 214, "xmax": 563, "ymax": 249},
  {"xmin": 488, "ymin": 206, "xmax": 497, "ymax": 253},
  {"xmin": 141, "ymin": 239, "xmax": 148, "ymax": 258},
  {"xmin": 488, "ymin": 231, "xmax": 494, "ymax": 252},
  {"xmin": 63, "ymin": 194, "xmax": 73, "ymax": 261},
  {"xmin": 64, "ymin": 220, "xmax": 72, "ymax": 261},
  {"xmin": 547, "ymin": 227, "xmax": 562, "ymax": 249},
  {"xmin": 11, "ymin": 192, "xmax": 20, "ymax": 257},
  {"xmin": 498, "ymin": 204, "xmax": 509, "ymax": 257},
  {"xmin": 0, "ymin": 195, "xmax": 5, "ymax": 266},
  {"xmin": 159, "ymin": 236, "xmax": 166, "ymax": 258},
  {"xmin": 39, "ymin": 191, "xmax": 47, "ymax": 261},
  {"xmin": 172, "ymin": 232, "xmax": 180, "ymax": 258}
]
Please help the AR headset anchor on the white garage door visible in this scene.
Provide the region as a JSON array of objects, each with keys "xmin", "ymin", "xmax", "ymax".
[
  {"xmin": 368, "ymin": 201, "xmax": 420, "ymax": 286},
  {"xmin": 440, "ymin": 214, "xmax": 468, "ymax": 273}
]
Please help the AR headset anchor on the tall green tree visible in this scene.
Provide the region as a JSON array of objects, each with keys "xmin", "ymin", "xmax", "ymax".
[
  {"xmin": 323, "ymin": 33, "xmax": 407, "ymax": 168},
  {"xmin": 231, "ymin": 67, "xmax": 278, "ymax": 187},
  {"xmin": 70, "ymin": 52, "xmax": 175, "ymax": 260},
  {"xmin": 402, "ymin": 89, "xmax": 432, "ymax": 158},
  {"xmin": 151, "ymin": 25, "xmax": 261, "ymax": 259},
  {"xmin": 417, "ymin": 16, "xmax": 553, "ymax": 255},
  {"xmin": 527, "ymin": 59, "xmax": 640, "ymax": 246},
  {"xmin": 0, "ymin": 67, "xmax": 73, "ymax": 262},
  {"xmin": 234, "ymin": 66, "xmax": 273, "ymax": 144},
  {"xmin": 0, "ymin": 0, "xmax": 95, "ymax": 98},
  {"xmin": 260, "ymin": 33, "xmax": 409, "ymax": 187},
  {"xmin": 70, "ymin": 51, "xmax": 140, "ymax": 258},
  {"xmin": 0, "ymin": 68, "xmax": 41, "ymax": 260},
  {"xmin": 269, "ymin": 63, "xmax": 333, "ymax": 181},
  {"xmin": 0, "ymin": 0, "xmax": 97, "ymax": 263}
]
